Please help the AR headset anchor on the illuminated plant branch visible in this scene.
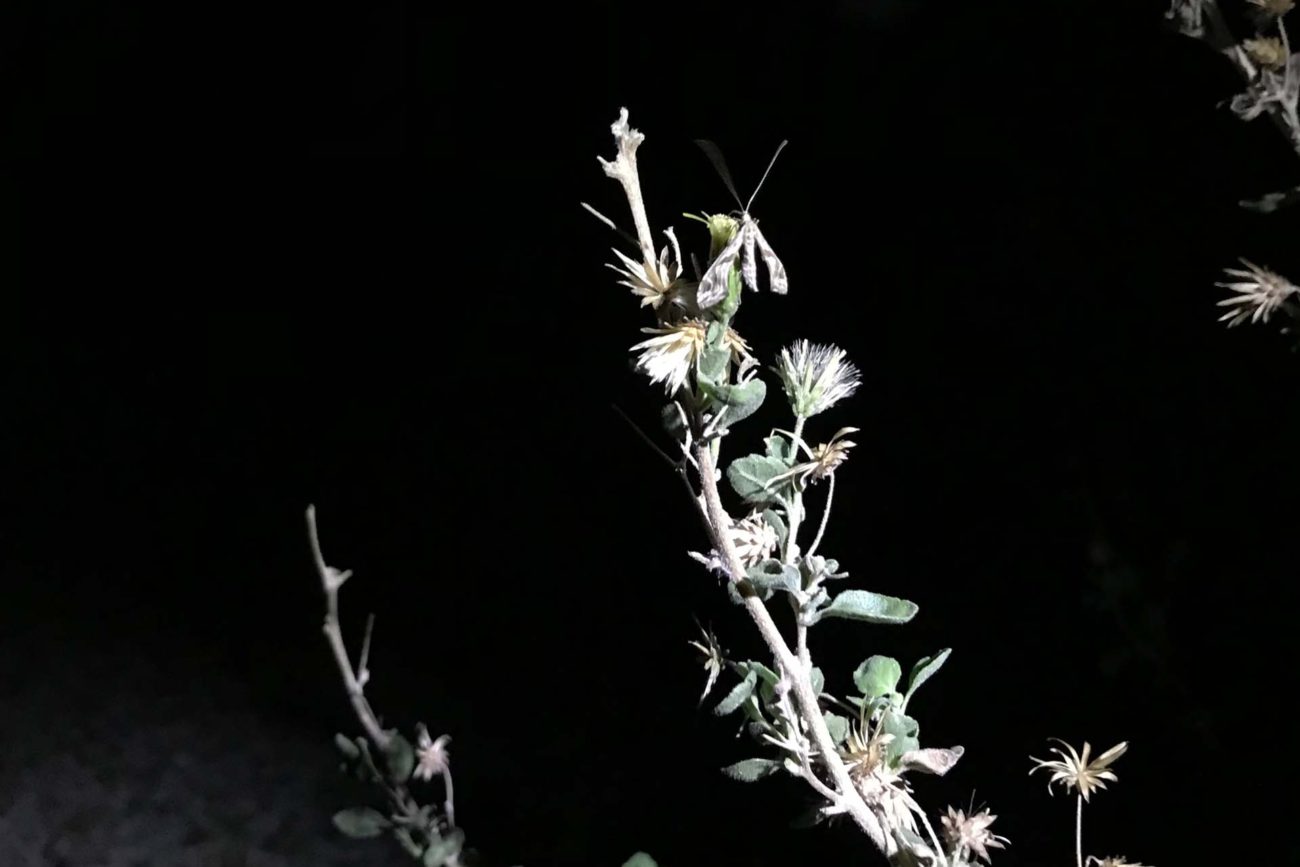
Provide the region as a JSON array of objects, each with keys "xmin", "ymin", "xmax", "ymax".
[
  {"xmin": 586, "ymin": 107, "xmax": 998, "ymax": 866},
  {"xmin": 306, "ymin": 505, "xmax": 468, "ymax": 867},
  {"xmin": 1166, "ymin": 0, "xmax": 1300, "ymax": 329}
]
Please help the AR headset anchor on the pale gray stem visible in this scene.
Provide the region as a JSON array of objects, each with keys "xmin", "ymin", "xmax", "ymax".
[
  {"xmin": 444, "ymin": 767, "xmax": 456, "ymax": 830},
  {"xmin": 806, "ymin": 472, "xmax": 836, "ymax": 560},
  {"xmin": 306, "ymin": 505, "xmax": 391, "ymax": 751},
  {"xmin": 693, "ymin": 444, "xmax": 890, "ymax": 853},
  {"xmin": 1075, "ymin": 793, "xmax": 1084, "ymax": 867}
]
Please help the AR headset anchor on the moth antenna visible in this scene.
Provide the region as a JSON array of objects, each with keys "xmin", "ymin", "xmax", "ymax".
[
  {"xmin": 581, "ymin": 201, "xmax": 643, "ymax": 252},
  {"xmin": 694, "ymin": 138, "xmax": 744, "ymax": 210},
  {"xmin": 745, "ymin": 139, "xmax": 789, "ymax": 212}
]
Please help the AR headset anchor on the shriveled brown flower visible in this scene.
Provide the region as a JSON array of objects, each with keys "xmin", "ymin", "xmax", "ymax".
[
  {"xmin": 765, "ymin": 426, "xmax": 859, "ymax": 491},
  {"xmin": 1086, "ymin": 857, "xmax": 1152, "ymax": 867},
  {"xmin": 942, "ymin": 805, "xmax": 1009, "ymax": 864},
  {"xmin": 1029, "ymin": 739, "xmax": 1127, "ymax": 802},
  {"xmin": 1216, "ymin": 258, "xmax": 1299, "ymax": 326},
  {"xmin": 1242, "ymin": 36, "xmax": 1288, "ymax": 70}
]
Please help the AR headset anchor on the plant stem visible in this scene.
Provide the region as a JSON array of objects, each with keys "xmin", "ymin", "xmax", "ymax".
[
  {"xmin": 307, "ymin": 505, "xmax": 392, "ymax": 751},
  {"xmin": 782, "ymin": 415, "xmax": 808, "ymax": 563},
  {"xmin": 693, "ymin": 443, "xmax": 892, "ymax": 855},
  {"xmin": 806, "ymin": 472, "xmax": 835, "ymax": 560},
  {"xmin": 1075, "ymin": 793, "xmax": 1084, "ymax": 867}
]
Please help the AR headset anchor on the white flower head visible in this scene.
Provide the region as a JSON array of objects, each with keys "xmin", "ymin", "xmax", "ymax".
[
  {"xmin": 774, "ymin": 339, "xmax": 861, "ymax": 418},
  {"xmin": 1216, "ymin": 259, "xmax": 1299, "ymax": 327},
  {"xmin": 728, "ymin": 510, "xmax": 780, "ymax": 568},
  {"xmin": 413, "ymin": 725, "xmax": 451, "ymax": 782},
  {"xmin": 629, "ymin": 320, "xmax": 707, "ymax": 395}
]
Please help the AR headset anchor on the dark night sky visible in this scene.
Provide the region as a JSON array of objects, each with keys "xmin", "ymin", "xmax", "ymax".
[{"xmin": 4, "ymin": 1, "xmax": 1300, "ymax": 865}]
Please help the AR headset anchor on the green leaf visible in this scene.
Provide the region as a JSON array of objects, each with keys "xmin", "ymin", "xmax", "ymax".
[
  {"xmin": 815, "ymin": 590, "xmax": 918, "ymax": 625},
  {"xmin": 880, "ymin": 711, "xmax": 920, "ymax": 765},
  {"xmin": 906, "ymin": 649, "xmax": 952, "ymax": 704},
  {"xmin": 701, "ymin": 378, "xmax": 766, "ymax": 427},
  {"xmin": 622, "ymin": 854, "xmax": 659, "ymax": 867},
  {"xmin": 721, "ymin": 757, "xmax": 782, "ymax": 782},
  {"xmin": 824, "ymin": 712, "xmax": 851, "ymax": 746},
  {"xmin": 764, "ymin": 434, "xmax": 792, "ymax": 462},
  {"xmin": 810, "ymin": 666, "xmax": 825, "ymax": 696},
  {"xmin": 739, "ymin": 692, "xmax": 766, "ymax": 724},
  {"xmin": 746, "ymin": 558, "xmax": 801, "ymax": 595},
  {"xmin": 714, "ymin": 669, "xmax": 758, "ymax": 716},
  {"xmin": 334, "ymin": 732, "xmax": 360, "ymax": 760},
  {"xmin": 727, "ymin": 454, "xmax": 790, "ymax": 505},
  {"xmin": 697, "ymin": 327, "xmax": 730, "ymax": 385},
  {"xmin": 422, "ymin": 829, "xmax": 465, "ymax": 867},
  {"xmin": 353, "ymin": 738, "xmax": 383, "ymax": 783},
  {"xmin": 383, "ymin": 732, "xmax": 416, "ymax": 783},
  {"xmin": 332, "ymin": 806, "xmax": 390, "ymax": 839},
  {"xmin": 745, "ymin": 660, "xmax": 781, "ymax": 704},
  {"xmin": 853, "ymin": 656, "xmax": 903, "ymax": 699}
]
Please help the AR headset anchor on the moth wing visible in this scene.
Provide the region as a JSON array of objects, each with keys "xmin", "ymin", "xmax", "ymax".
[
  {"xmin": 752, "ymin": 222, "xmax": 788, "ymax": 295},
  {"xmin": 740, "ymin": 219, "xmax": 759, "ymax": 293},
  {"xmin": 696, "ymin": 228, "xmax": 745, "ymax": 309}
]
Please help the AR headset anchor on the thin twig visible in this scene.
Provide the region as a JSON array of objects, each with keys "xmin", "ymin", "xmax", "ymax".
[
  {"xmin": 806, "ymin": 473, "xmax": 836, "ymax": 560},
  {"xmin": 306, "ymin": 505, "xmax": 391, "ymax": 751},
  {"xmin": 612, "ymin": 402, "xmax": 680, "ymax": 469}
]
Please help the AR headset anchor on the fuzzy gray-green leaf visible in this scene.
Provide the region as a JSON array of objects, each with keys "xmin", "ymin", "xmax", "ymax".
[
  {"xmin": 383, "ymin": 732, "xmax": 416, "ymax": 783},
  {"xmin": 714, "ymin": 668, "xmax": 758, "ymax": 716},
  {"xmin": 622, "ymin": 854, "xmax": 659, "ymax": 867},
  {"xmin": 332, "ymin": 806, "xmax": 390, "ymax": 839},
  {"xmin": 704, "ymin": 378, "xmax": 766, "ymax": 427},
  {"xmin": 722, "ymin": 757, "xmax": 782, "ymax": 782},
  {"xmin": 881, "ymin": 711, "xmax": 920, "ymax": 765},
  {"xmin": 854, "ymin": 655, "xmax": 903, "ymax": 699},
  {"xmin": 824, "ymin": 712, "xmax": 851, "ymax": 746},
  {"xmin": 746, "ymin": 558, "xmax": 801, "ymax": 594},
  {"xmin": 817, "ymin": 590, "xmax": 917, "ymax": 625},
  {"xmin": 906, "ymin": 648, "xmax": 952, "ymax": 701},
  {"xmin": 726, "ymin": 454, "xmax": 789, "ymax": 504},
  {"xmin": 334, "ymin": 732, "xmax": 360, "ymax": 760}
]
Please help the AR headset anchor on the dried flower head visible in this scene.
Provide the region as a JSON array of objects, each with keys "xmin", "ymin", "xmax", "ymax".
[
  {"xmin": 774, "ymin": 340, "xmax": 861, "ymax": 418},
  {"xmin": 687, "ymin": 620, "xmax": 726, "ymax": 706},
  {"xmin": 842, "ymin": 713, "xmax": 894, "ymax": 780},
  {"xmin": 413, "ymin": 726, "xmax": 451, "ymax": 782},
  {"xmin": 1086, "ymin": 857, "xmax": 1152, "ymax": 867},
  {"xmin": 1215, "ymin": 258, "xmax": 1299, "ymax": 326},
  {"xmin": 1243, "ymin": 36, "xmax": 1289, "ymax": 70},
  {"xmin": 728, "ymin": 510, "xmax": 780, "ymax": 567},
  {"xmin": 1029, "ymin": 738, "xmax": 1127, "ymax": 802},
  {"xmin": 942, "ymin": 805, "xmax": 1009, "ymax": 864},
  {"xmin": 607, "ymin": 228, "xmax": 687, "ymax": 310},
  {"xmin": 766, "ymin": 427, "xmax": 859, "ymax": 491}
]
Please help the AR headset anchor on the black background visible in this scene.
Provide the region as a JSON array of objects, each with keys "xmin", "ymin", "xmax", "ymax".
[{"xmin": 5, "ymin": 1, "xmax": 1300, "ymax": 865}]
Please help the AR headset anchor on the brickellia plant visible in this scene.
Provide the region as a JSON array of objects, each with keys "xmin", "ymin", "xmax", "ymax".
[
  {"xmin": 581, "ymin": 108, "xmax": 1152, "ymax": 867},
  {"xmin": 1166, "ymin": 0, "xmax": 1299, "ymax": 330}
]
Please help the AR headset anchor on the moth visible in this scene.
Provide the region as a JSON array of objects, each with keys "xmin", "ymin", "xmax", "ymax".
[{"xmin": 693, "ymin": 137, "xmax": 790, "ymax": 309}]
